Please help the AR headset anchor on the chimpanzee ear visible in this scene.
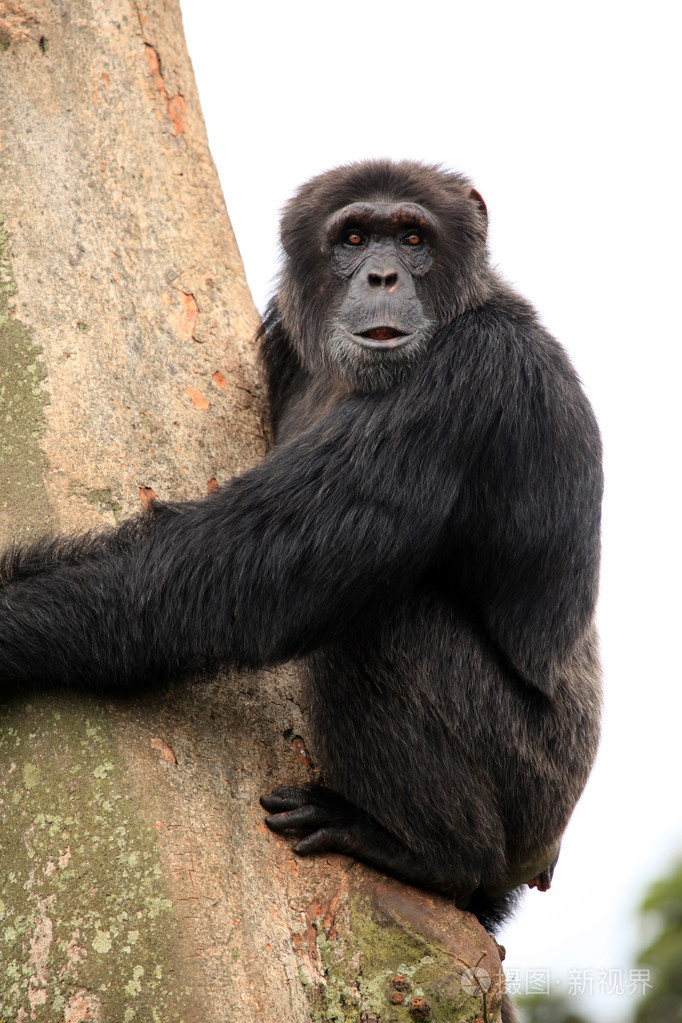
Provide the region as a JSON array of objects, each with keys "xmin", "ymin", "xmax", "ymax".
[{"xmin": 469, "ymin": 188, "xmax": 488, "ymax": 224}]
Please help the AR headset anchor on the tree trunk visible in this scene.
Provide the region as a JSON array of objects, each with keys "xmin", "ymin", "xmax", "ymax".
[{"xmin": 0, "ymin": 1, "xmax": 506, "ymax": 1019}]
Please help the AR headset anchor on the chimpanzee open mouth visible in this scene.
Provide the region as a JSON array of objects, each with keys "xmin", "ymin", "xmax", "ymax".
[{"xmin": 354, "ymin": 327, "xmax": 412, "ymax": 349}]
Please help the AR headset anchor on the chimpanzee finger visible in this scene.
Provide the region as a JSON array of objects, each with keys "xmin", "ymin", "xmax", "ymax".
[
  {"xmin": 293, "ymin": 828, "xmax": 343, "ymax": 855},
  {"xmin": 264, "ymin": 805, "xmax": 326, "ymax": 833},
  {"xmin": 260, "ymin": 787, "xmax": 310, "ymax": 813}
]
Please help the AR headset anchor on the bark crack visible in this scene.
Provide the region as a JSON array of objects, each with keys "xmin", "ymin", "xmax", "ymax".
[{"xmin": 143, "ymin": 42, "xmax": 187, "ymax": 135}]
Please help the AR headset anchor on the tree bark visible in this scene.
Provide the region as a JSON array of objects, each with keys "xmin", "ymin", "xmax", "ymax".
[{"xmin": 0, "ymin": 1, "xmax": 506, "ymax": 1019}]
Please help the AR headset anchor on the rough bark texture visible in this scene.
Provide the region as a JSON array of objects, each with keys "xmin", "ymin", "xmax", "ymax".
[{"xmin": 0, "ymin": 1, "xmax": 506, "ymax": 1019}]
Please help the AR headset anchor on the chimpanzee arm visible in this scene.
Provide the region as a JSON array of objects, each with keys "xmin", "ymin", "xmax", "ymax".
[
  {"xmin": 0, "ymin": 306, "xmax": 602, "ymax": 697},
  {"xmin": 0, "ymin": 382, "xmax": 461, "ymax": 694}
]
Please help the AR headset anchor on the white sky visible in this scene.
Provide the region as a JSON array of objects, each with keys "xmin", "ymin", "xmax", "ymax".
[{"xmin": 178, "ymin": 2, "xmax": 682, "ymax": 1018}]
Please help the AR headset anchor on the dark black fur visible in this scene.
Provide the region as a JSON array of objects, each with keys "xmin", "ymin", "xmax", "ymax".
[{"xmin": 0, "ymin": 161, "xmax": 602, "ymax": 933}]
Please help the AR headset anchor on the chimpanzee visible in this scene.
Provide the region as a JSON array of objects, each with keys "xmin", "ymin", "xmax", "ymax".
[{"xmin": 0, "ymin": 160, "xmax": 602, "ymax": 939}]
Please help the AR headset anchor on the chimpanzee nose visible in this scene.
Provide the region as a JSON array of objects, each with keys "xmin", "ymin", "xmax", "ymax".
[{"xmin": 367, "ymin": 270, "xmax": 399, "ymax": 289}]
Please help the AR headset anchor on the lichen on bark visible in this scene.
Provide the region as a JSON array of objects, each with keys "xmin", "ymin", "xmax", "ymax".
[
  {"xmin": 0, "ymin": 214, "xmax": 50, "ymax": 543},
  {"xmin": 303, "ymin": 879, "xmax": 505, "ymax": 1022},
  {"xmin": 0, "ymin": 693, "xmax": 197, "ymax": 1021}
]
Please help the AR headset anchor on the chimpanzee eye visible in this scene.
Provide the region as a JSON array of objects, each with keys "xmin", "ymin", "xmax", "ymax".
[
  {"xmin": 402, "ymin": 231, "xmax": 423, "ymax": 246},
  {"xmin": 344, "ymin": 230, "xmax": 365, "ymax": 246}
]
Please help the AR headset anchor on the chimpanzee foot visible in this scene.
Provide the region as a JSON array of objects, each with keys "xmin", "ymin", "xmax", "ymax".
[
  {"xmin": 260, "ymin": 785, "xmax": 382, "ymax": 857},
  {"xmin": 260, "ymin": 784, "xmax": 478, "ymax": 898},
  {"xmin": 526, "ymin": 847, "xmax": 560, "ymax": 891},
  {"xmin": 526, "ymin": 865, "xmax": 554, "ymax": 891}
]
